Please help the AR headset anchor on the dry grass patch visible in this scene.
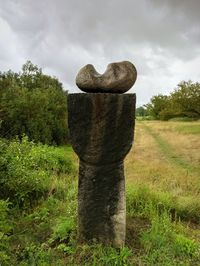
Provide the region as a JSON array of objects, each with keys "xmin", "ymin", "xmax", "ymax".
[
  {"xmin": 146, "ymin": 121, "xmax": 200, "ymax": 166},
  {"xmin": 125, "ymin": 121, "xmax": 200, "ymax": 197}
]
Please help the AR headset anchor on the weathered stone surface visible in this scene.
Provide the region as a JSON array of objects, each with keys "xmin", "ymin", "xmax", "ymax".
[
  {"xmin": 76, "ymin": 61, "xmax": 137, "ymax": 93},
  {"xmin": 78, "ymin": 161, "xmax": 125, "ymax": 247},
  {"xmin": 68, "ymin": 93, "xmax": 136, "ymax": 247}
]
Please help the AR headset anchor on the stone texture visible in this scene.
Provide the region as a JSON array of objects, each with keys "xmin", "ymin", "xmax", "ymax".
[
  {"xmin": 68, "ymin": 93, "xmax": 136, "ymax": 247},
  {"xmin": 76, "ymin": 61, "xmax": 137, "ymax": 93}
]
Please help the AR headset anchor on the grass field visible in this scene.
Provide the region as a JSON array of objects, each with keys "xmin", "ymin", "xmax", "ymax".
[
  {"xmin": 60, "ymin": 121, "xmax": 200, "ymax": 264},
  {"xmin": 125, "ymin": 120, "xmax": 200, "ymax": 264},
  {"xmin": 1, "ymin": 121, "xmax": 200, "ymax": 265},
  {"xmin": 126, "ymin": 120, "xmax": 200, "ymax": 195}
]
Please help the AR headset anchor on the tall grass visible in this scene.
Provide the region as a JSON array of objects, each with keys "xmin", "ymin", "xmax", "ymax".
[{"xmin": 0, "ymin": 121, "xmax": 200, "ymax": 265}]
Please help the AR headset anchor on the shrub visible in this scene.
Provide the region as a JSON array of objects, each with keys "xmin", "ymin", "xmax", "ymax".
[{"xmin": 0, "ymin": 136, "xmax": 75, "ymax": 209}]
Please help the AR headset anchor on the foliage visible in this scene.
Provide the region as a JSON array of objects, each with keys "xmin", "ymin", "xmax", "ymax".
[
  {"xmin": 0, "ymin": 61, "xmax": 68, "ymax": 145},
  {"xmin": 49, "ymin": 216, "xmax": 75, "ymax": 244},
  {"xmin": 171, "ymin": 81, "xmax": 200, "ymax": 118},
  {"xmin": 142, "ymin": 80, "xmax": 200, "ymax": 120},
  {"xmin": 136, "ymin": 106, "xmax": 148, "ymax": 117},
  {"xmin": 0, "ymin": 136, "xmax": 75, "ymax": 209},
  {"xmin": 145, "ymin": 94, "xmax": 171, "ymax": 120},
  {"xmin": 0, "ymin": 137, "xmax": 76, "ymax": 265}
]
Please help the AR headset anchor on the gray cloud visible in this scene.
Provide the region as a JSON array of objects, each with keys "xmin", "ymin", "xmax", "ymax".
[{"xmin": 0, "ymin": 0, "xmax": 200, "ymax": 105}]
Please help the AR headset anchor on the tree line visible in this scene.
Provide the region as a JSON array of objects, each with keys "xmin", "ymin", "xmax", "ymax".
[
  {"xmin": 136, "ymin": 81, "xmax": 200, "ymax": 120},
  {"xmin": 0, "ymin": 61, "xmax": 68, "ymax": 145},
  {"xmin": 1, "ymin": 61, "xmax": 199, "ymax": 146}
]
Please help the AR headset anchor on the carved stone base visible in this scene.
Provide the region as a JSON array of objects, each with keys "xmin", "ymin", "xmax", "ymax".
[
  {"xmin": 68, "ymin": 93, "xmax": 136, "ymax": 247},
  {"xmin": 78, "ymin": 160, "xmax": 125, "ymax": 247}
]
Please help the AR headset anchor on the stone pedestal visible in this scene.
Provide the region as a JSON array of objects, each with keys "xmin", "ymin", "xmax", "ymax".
[{"xmin": 68, "ymin": 93, "xmax": 136, "ymax": 247}]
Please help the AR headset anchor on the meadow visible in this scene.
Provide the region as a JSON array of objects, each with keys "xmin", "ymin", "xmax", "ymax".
[
  {"xmin": 125, "ymin": 120, "xmax": 200, "ymax": 264},
  {"xmin": 0, "ymin": 120, "xmax": 199, "ymax": 265}
]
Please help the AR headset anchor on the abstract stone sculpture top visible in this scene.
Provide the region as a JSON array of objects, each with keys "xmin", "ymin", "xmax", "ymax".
[{"xmin": 76, "ymin": 61, "xmax": 137, "ymax": 93}]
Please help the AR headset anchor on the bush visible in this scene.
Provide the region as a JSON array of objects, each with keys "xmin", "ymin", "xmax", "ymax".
[{"xmin": 0, "ymin": 136, "xmax": 75, "ymax": 209}]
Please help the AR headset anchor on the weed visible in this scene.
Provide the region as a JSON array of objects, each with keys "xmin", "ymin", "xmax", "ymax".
[
  {"xmin": 141, "ymin": 212, "xmax": 200, "ymax": 265},
  {"xmin": 174, "ymin": 234, "xmax": 198, "ymax": 257},
  {"xmin": 49, "ymin": 216, "xmax": 76, "ymax": 245}
]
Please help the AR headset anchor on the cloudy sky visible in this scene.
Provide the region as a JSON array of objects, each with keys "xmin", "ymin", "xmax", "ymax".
[{"xmin": 0, "ymin": 0, "xmax": 200, "ymax": 106}]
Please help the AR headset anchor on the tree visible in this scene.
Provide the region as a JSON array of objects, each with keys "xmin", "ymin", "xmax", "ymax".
[
  {"xmin": 145, "ymin": 94, "xmax": 170, "ymax": 120},
  {"xmin": 136, "ymin": 106, "xmax": 148, "ymax": 117},
  {"xmin": 170, "ymin": 81, "xmax": 200, "ymax": 118},
  {"xmin": 144, "ymin": 81, "xmax": 200, "ymax": 120},
  {"xmin": 0, "ymin": 61, "xmax": 69, "ymax": 145}
]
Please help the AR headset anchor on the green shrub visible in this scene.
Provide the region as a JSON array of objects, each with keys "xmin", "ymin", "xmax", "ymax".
[{"xmin": 0, "ymin": 136, "xmax": 75, "ymax": 209}]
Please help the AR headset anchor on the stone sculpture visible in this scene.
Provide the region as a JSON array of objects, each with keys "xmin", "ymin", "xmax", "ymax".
[
  {"xmin": 68, "ymin": 61, "xmax": 137, "ymax": 247},
  {"xmin": 76, "ymin": 61, "xmax": 137, "ymax": 93}
]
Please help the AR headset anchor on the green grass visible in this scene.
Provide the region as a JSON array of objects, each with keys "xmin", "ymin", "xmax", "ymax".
[
  {"xmin": 169, "ymin": 117, "xmax": 198, "ymax": 122},
  {"xmin": 175, "ymin": 124, "xmax": 200, "ymax": 134},
  {"xmin": 0, "ymin": 129, "xmax": 200, "ymax": 265}
]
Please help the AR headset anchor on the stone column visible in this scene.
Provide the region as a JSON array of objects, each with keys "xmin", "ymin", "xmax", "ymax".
[{"xmin": 68, "ymin": 93, "xmax": 136, "ymax": 247}]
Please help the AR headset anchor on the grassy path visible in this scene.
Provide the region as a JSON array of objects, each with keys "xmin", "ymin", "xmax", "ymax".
[{"xmin": 142, "ymin": 122, "xmax": 200, "ymax": 174}]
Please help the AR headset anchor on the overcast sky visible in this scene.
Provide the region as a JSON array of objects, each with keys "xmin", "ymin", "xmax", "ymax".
[{"xmin": 0, "ymin": 0, "xmax": 200, "ymax": 106}]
